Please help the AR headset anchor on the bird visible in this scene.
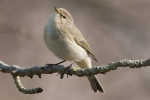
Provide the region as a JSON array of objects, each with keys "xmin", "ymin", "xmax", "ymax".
[{"xmin": 44, "ymin": 6, "xmax": 104, "ymax": 93}]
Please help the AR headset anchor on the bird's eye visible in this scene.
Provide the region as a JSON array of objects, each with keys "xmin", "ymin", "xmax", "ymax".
[{"xmin": 62, "ymin": 16, "xmax": 66, "ymax": 19}]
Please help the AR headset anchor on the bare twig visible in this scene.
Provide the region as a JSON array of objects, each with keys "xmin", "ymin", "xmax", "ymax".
[{"xmin": 0, "ymin": 59, "xmax": 149, "ymax": 94}]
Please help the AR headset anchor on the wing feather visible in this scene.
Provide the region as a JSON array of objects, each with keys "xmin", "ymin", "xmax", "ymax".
[{"xmin": 66, "ymin": 25, "xmax": 98, "ymax": 62}]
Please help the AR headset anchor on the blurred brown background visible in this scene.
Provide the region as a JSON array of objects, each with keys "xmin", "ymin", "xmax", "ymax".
[{"xmin": 0, "ymin": 0, "xmax": 150, "ymax": 100}]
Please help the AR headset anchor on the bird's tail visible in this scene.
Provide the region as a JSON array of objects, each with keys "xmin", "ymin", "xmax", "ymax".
[
  {"xmin": 87, "ymin": 75, "xmax": 104, "ymax": 93},
  {"xmin": 76, "ymin": 57, "xmax": 104, "ymax": 93}
]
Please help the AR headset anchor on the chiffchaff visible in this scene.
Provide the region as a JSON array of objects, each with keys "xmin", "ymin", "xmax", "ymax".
[{"xmin": 44, "ymin": 6, "xmax": 104, "ymax": 93}]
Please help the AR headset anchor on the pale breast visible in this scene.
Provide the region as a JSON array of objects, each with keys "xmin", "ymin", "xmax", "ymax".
[{"xmin": 44, "ymin": 33, "xmax": 88, "ymax": 61}]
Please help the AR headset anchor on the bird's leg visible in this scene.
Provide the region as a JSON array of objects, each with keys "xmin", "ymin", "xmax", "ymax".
[
  {"xmin": 55, "ymin": 60, "xmax": 66, "ymax": 65},
  {"xmin": 45, "ymin": 60, "xmax": 66, "ymax": 67},
  {"xmin": 65, "ymin": 61, "xmax": 76, "ymax": 78}
]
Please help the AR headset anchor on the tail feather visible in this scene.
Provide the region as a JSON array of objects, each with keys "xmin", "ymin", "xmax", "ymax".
[
  {"xmin": 87, "ymin": 75, "xmax": 104, "ymax": 93},
  {"xmin": 76, "ymin": 57, "xmax": 104, "ymax": 93}
]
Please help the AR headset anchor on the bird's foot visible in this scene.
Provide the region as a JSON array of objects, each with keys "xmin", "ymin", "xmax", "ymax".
[
  {"xmin": 58, "ymin": 63, "xmax": 74, "ymax": 79},
  {"xmin": 64, "ymin": 62, "xmax": 76, "ymax": 78},
  {"xmin": 44, "ymin": 60, "xmax": 66, "ymax": 77}
]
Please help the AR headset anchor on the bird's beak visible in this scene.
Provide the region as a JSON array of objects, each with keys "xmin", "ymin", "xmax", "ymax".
[{"xmin": 54, "ymin": 6, "xmax": 59, "ymax": 13}]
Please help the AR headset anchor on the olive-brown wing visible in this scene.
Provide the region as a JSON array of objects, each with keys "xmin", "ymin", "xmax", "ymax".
[{"xmin": 66, "ymin": 25, "xmax": 98, "ymax": 62}]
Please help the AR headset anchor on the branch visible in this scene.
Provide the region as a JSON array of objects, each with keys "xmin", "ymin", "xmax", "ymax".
[{"xmin": 0, "ymin": 59, "xmax": 149, "ymax": 94}]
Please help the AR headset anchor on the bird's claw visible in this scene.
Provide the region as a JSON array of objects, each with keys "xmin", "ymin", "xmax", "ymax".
[
  {"xmin": 45, "ymin": 61, "xmax": 74, "ymax": 79},
  {"xmin": 64, "ymin": 66, "xmax": 73, "ymax": 78},
  {"xmin": 58, "ymin": 65, "xmax": 73, "ymax": 79}
]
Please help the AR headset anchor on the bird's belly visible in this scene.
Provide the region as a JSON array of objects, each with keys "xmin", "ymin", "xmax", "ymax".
[{"xmin": 44, "ymin": 37, "xmax": 88, "ymax": 61}]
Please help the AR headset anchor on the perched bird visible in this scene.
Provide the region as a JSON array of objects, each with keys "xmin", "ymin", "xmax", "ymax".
[{"xmin": 44, "ymin": 6, "xmax": 104, "ymax": 93}]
